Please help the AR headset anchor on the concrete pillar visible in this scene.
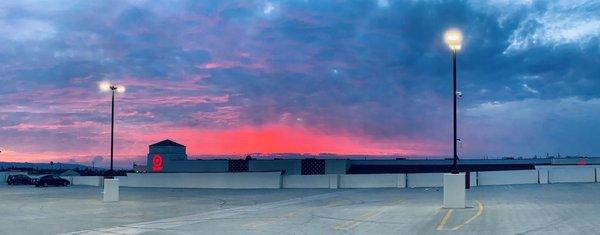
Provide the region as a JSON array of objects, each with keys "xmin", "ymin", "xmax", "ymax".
[
  {"xmin": 469, "ymin": 172, "xmax": 477, "ymax": 187},
  {"xmin": 397, "ymin": 174, "xmax": 407, "ymax": 188},
  {"xmin": 443, "ymin": 173, "xmax": 465, "ymax": 209},
  {"xmin": 539, "ymin": 169, "xmax": 549, "ymax": 184},
  {"xmin": 103, "ymin": 178, "xmax": 119, "ymax": 202},
  {"xmin": 329, "ymin": 174, "xmax": 339, "ymax": 189}
]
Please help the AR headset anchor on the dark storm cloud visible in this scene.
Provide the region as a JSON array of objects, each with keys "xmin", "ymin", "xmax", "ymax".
[{"xmin": 1, "ymin": 0, "xmax": 599, "ymax": 161}]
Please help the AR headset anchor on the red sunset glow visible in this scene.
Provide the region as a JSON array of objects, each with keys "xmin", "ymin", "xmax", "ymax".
[{"xmin": 1, "ymin": 124, "xmax": 447, "ymax": 165}]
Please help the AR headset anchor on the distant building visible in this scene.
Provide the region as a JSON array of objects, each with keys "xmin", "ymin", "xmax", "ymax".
[
  {"xmin": 60, "ymin": 169, "xmax": 80, "ymax": 176},
  {"xmin": 146, "ymin": 139, "xmax": 228, "ymax": 173},
  {"xmin": 146, "ymin": 139, "xmax": 188, "ymax": 172},
  {"xmin": 133, "ymin": 164, "xmax": 147, "ymax": 173},
  {"xmin": 144, "ymin": 139, "xmax": 600, "ymax": 175}
]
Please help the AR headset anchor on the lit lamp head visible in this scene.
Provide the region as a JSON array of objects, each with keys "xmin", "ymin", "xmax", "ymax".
[
  {"xmin": 99, "ymin": 81, "xmax": 125, "ymax": 93},
  {"xmin": 444, "ymin": 29, "xmax": 462, "ymax": 51},
  {"xmin": 99, "ymin": 81, "xmax": 111, "ymax": 92}
]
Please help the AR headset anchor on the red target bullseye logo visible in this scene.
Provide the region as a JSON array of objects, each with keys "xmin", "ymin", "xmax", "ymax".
[{"xmin": 152, "ymin": 154, "xmax": 163, "ymax": 171}]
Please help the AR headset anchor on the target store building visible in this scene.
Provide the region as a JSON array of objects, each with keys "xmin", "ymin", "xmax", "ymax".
[
  {"xmin": 147, "ymin": 139, "xmax": 231, "ymax": 173},
  {"xmin": 145, "ymin": 139, "xmax": 349, "ymax": 174},
  {"xmin": 145, "ymin": 139, "xmax": 562, "ymax": 175}
]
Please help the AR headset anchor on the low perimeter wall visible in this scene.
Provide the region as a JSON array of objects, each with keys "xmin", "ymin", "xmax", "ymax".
[
  {"xmin": 407, "ymin": 173, "xmax": 443, "ymax": 188},
  {"xmin": 477, "ymin": 170, "xmax": 539, "ymax": 186},
  {"xmin": 70, "ymin": 176, "xmax": 103, "ymax": 186},
  {"xmin": 339, "ymin": 174, "xmax": 406, "ymax": 188},
  {"xmin": 65, "ymin": 166, "xmax": 600, "ymax": 189},
  {"xmin": 282, "ymin": 175, "xmax": 337, "ymax": 188},
  {"xmin": 548, "ymin": 167, "xmax": 596, "ymax": 183},
  {"xmin": 117, "ymin": 172, "xmax": 282, "ymax": 189}
]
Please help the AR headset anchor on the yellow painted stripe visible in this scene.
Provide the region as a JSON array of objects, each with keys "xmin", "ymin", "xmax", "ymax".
[
  {"xmin": 451, "ymin": 201, "xmax": 484, "ymax": 230},
  {"xmin": 334, "ymin": 208, "xmax": 387, "ymax": 230},
  {"xmin": 436, "ymin": 209, "xmax": 454, "ymax": 230}
]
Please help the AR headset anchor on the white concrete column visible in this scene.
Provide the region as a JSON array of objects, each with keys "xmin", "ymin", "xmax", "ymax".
[
  {"xmin": 539, "ymin": 169, "xmax": 549, "ymax": 184},
  {"xmin": 397, "ymin": 174, "xmax": 407, "ymax": 188},
  {"xmin": 443, "ymin": 173, "xmax": 465, "ymax": 208},
  {"xmin": 329, "ymin": 174, "xmax": 339, "ymax": 189},
  {"xmin": 103, "ymin": 178, "xmax": 119, "ymax": 202}
]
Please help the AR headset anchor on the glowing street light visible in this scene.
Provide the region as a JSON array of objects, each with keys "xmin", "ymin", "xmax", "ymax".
[
  {"xmin": 99, "ymin": 81, "xmax": 125, "ymax": 176},
  {"xmin": 445, "ymin": 29, "xmax": 462, "ymax": 174},
  {"xmin": 444, "ymin": 29, "xmax": 462, "ymax": 51}
]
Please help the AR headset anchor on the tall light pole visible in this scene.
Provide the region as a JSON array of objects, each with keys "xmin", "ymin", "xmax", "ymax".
[
  {"xmin": 444, "ymin": 29, "xmax": 462, "ymax": 174},
  {"xmin": 99, "ymin": 81, "xmax": 125, "ymax": 176}
]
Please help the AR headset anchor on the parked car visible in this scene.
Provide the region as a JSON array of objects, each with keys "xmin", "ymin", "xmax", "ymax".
[
  {"xmin": 6, "ymin": 175, "xmax": 34, "ymax": 185},
  {"xmin": 35, "ymin": 175, "xmax": 70, "ymax": 187}
]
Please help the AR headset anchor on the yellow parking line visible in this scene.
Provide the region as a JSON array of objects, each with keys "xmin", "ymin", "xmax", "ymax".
[
  {"xmin": 334, "ymin": 208, "xmax": 387, "ymax": 230},
  {"xmin": 436, "ymin": 201, "xmax": 484, "ymax": 231},
  {"xmin": 334, "ymin": 199, "xmax": 403, "ymax": 231},
  {"xmin": 436, "ymin": 209, "xmax": 454, "ymax": 230},
  {"xmin": 451, "ymin": 201, "xmax": 484, "ymax": 230}
]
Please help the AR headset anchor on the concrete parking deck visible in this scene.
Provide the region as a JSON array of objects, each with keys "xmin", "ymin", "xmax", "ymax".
[{"xmin": 1, "ymin": 183, "xmax": 599, "ymax": 234}]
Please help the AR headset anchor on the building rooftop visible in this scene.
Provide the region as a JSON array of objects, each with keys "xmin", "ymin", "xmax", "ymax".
[{"xmin": 150, "ymin": 139, "xmax": 186, "ymax": 147}]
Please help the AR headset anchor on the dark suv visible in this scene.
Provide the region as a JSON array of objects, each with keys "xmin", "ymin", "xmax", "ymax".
[
  {"xmin": 7, "ymin": 175, "xmax": 34, "ymax": 185},
  {"xmin": 35, "ymin": 175, "xmax": 70, "ymax": 187}
]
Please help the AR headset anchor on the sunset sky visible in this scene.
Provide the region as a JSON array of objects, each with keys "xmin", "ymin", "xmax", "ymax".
[{"xmin": 1, "ymin": 0, "xmax": 599, "ymax": 167}]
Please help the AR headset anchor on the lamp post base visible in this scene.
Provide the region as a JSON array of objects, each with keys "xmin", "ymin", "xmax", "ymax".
[
  {"xmin": 103, "ymin": 178, "xmax": 119, "ymax": 202},
  {"xmin": 443, "ymin": 173, "xmax": 465, "ymax": 208}
]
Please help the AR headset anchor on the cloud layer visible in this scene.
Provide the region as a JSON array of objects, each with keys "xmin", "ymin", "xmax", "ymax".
[{"xmin": 0, "ymin": 0, "xmax": 599, "ymax": 167}]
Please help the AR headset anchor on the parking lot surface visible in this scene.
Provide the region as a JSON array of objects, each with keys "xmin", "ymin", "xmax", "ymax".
[{"xmin": 1, "ymin": 183, "xmax": 599, "ymax": 234}]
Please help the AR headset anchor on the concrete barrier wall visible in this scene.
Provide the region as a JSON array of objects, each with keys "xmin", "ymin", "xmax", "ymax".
[
  {"xmin": 329, "ymin": 175, "xmax": 339, "ymax": 188},
  {"xmin": 118, "ymin": 172, "xmax": 282, "ymax": 189},
  {"xmin": 539, "ymin": 169, "xmax": 549, "ymax": 184},
  {"xmin": 407, "ymin": 173, "xmax": 443, "ymax": 188},
  {"xmin": 282, "ymin": 175, "xmax": 336, "ymax": 188},
  {"xmin": 597, "ymin": 168, "xmax": 600, "ymax": 183},
  {"xmin": 469, "ymin": 172, "xmax": 477, "ymax": 187},
  {"xmin": 339, "ymin": 174, "xmax": 406, "ymax": 188},
  {"xmin": 71, "ymin": 176, "xmax": 103, "ymax": 186},
  {"xmin": 477, "ymin": 170, "xmax": 538, "ymax": 186},
  {"xmin": 548, "ymin": 167, "xmax": 596, "ymax": 183},
  {"xmin": 50, "ymin": 166, "xmax": 599, "ymax": 189}
]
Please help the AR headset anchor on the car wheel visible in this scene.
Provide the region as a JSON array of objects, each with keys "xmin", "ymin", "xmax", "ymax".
[
  {"xmin": 63, "ymin": 182, "xmax": 69, "ymax": 186},
  {"xmin": 43, "ymin": 182, "xmax": 48, "ymax": 187}
]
